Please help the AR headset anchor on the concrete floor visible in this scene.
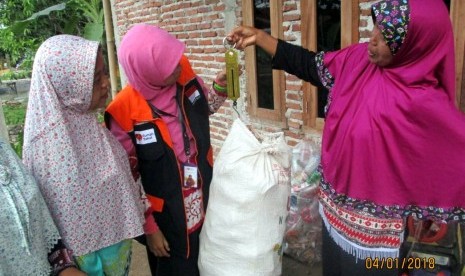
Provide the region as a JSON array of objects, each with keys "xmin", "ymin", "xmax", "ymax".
[{"xmin": 129, "ymin": 240, "xmax": 322, "ymax": 276}]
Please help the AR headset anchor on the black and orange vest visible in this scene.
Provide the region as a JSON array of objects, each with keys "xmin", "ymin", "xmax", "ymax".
[{"xmin": 105, "ymin": 56, "xmax": 213, "ymax": 258}]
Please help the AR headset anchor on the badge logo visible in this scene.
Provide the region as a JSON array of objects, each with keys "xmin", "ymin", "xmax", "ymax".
[{"xmin": 134, "ymin": 129, "xmax": 157, "ymax": 145}]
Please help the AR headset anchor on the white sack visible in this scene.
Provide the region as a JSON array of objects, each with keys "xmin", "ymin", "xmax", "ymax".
[{"xmin": 199, "ymin": 119, "xmax": 291, "ymax": 276}]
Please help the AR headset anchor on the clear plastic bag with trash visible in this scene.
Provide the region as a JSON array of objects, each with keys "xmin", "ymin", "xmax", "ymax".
[
  {"xmin": 284, "ymin": 139, "xmax": 323, "ymax": 265},
  {"xmin": 290, "ymin": 139, "xmax": 320, "ymax": 193}
]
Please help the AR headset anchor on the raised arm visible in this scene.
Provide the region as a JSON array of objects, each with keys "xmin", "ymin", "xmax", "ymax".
[
  {"xmin": 227, "ymin": 26, "xmax": 323, "ymax": 87},
  {"xmin": 227, "ymin": 26, "xmax": 278, "ymax": 56}
]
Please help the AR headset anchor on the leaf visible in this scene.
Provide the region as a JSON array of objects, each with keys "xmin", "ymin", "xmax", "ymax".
[
  {"xmin": 83, "ymin": 22, "xmax": 103, "ymax": 42},
  {"xmin": 8, "ymin": 21, "xmax": 30, "ymax": 34},
  {"xmin": 63, "ymin": 15, "xmax": 80, "ymax": 34},
  {"xmin": 22, "ymin": 3, "xmax": 67, "ymax": 21},
  {"xmin": 7, "ymin": 3, "xmax": 67, "ymax": 34},
  {"xmin": 74, "ymin": 0, "xmax": 102, "ymax": 23}
]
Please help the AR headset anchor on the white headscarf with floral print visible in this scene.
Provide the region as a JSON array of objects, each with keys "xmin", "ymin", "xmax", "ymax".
[
  {"xmin": 0, "ymin": 138, "xmax": 61, "ymax": 275},
  {"xmin": 22, "ymin": 35, "xmax": 145, "ymax": 256}
]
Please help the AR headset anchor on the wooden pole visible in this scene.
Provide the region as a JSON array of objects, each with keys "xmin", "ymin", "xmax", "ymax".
[
  {"xmin": 102, "ymin": 0, "xmax": 118, "ymax": 99},
  {"xmin": 450, "ymin": 0, "xmax": 465, "ymax": 108}
]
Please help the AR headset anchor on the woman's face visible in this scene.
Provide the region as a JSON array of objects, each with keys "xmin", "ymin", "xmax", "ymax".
[
  {"xmin": 163, "ymin": 64, "xmax": 182, "ymax": 86},
  {"xmin": 89, "ymin": 51, "xmax": 110, "ymax": 111},
  {"xmin": 368, "ymin": 24, "xmax": 393, "ymax": 67}
]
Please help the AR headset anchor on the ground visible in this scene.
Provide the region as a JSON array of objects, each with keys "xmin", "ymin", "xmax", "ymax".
[{"xmin": 129, "ymin": 240, "xmax": 322, "ymax": 276}]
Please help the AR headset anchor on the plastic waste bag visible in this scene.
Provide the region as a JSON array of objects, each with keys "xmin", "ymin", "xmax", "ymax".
[
  {"xmin": 284, "ymin": 139, "xmax": 322, "ymax": 265},
  {"xmin": 199, "ymin": 119, "xmax": 291, "ymax": 276}
]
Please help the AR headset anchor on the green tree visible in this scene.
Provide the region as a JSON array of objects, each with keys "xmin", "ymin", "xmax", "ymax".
[{"xmin": 0, "ymin": 0, "xmax": 104, "ymax": 69}]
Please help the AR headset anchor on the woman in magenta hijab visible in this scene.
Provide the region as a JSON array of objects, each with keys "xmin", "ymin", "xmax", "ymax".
[{"xmin": 228, "ymin": 0, "xmax": 465, "ymax": 274}]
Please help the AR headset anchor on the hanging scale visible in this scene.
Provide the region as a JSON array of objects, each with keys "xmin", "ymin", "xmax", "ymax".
[{"xmin": 223, "ymin": 37, "xmax": 240, "ymax": 113}]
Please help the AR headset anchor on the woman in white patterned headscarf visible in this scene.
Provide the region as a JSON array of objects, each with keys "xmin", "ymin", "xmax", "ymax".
[
  {"xmin": 0, "ymin": 138, "xmax": 85, "ymax": 276},
  {"xmin": 22, "ymin": 34, "xmax": 145, "ymax": 275}
]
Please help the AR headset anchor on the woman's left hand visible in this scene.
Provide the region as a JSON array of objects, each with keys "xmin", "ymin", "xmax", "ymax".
[{"xmin": 216, "ymin": 70, "xmax": 227, "ymax": 83}]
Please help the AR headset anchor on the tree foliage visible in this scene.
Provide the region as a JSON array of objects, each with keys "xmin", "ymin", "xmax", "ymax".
[{"xmin": 0, "ymin": 0, "xmax": 104, "ymax": 69}]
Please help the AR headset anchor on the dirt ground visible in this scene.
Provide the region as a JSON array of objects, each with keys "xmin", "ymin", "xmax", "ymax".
[{"xmin": 129, "ymin": 240, "xmax": 322, "ymax": 276}]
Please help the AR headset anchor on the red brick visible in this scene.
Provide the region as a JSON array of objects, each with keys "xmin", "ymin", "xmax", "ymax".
[
  {"xmin": 291, "ymin": 24, "xmax": 301, "ymax": 32},
  {"xmin": 290, "ymin": 112, "xmax": 303, "ymax": 120},
  {"xmin": 188, "ymin": 32, "xmax": 201, "ymax": 38},
  {"xmin": 190, "ymin": 17, "xmax": 203, "ymax": 23},
  {"xmin": 286, "ymin": 75, "xmax": 301, "ymax": 82},
  {"xmin": 286, "ymin": 102, "xmax": 301, "ymax": 110},
  {"xmin": 283, "ymin": 14, "xmax": 301, "ymax": 22},
  {"xmin": 184, "ymin": 25, "xmax": 197, "ymax": 31},
  {"xmin": 360, "ymin": 30, "xmax": 372, "ymax": 39},
  {"xmin": 286, "ymin": 83, "xmax": 302, "ymax": 91},
  {"xmin": 212, "ymin": 21, "xmax": 225, "ymax": 28},
  {"xmin": 198, "ymin": 6, "xmax": 212, "ymax": 13},
  {"xmin": 172, "ymin": 25, "xmax": 183, "ymax": 32},
  {"xmin": 286, "ymin": 93, "xmax": 300, "ymax": 101},
  {"xmin": 185, "ymin": 40, "xmax": 199, "ymax": 46},
  {"xmin": 204, "ymin": 47, "xmax": 219, "ymax": 53},
  {"xmin": 283, "ymin": 3, "xmax": 297, "ymax": 12},
  {"xmin": 361, "ymin": 8, "xmax": 372, "ymax": 16},
  {"xmin": 205, "ymin": 14, "xmax": 219, "ymax": 20},
  {"xmin": 200, "ymin": 56, "xmax": 215, "ymax": 61},
  {"xmin": 288, "ymin": 120, "xmax": 302, "ymax": 130},
  {"xmin": 202, "ymin": 31, "xmax": 217, "ymax": 38},
  {"xmin": 198, "ymin": 23, "xmax": 212, "ymax": 29},
  {"xmin": 199, "ymin": 40, "xmax": 213, "ymax": 46}
]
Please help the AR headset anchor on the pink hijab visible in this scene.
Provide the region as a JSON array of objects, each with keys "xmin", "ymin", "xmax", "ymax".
[
  {"xmin": 320, "ymin": 0, "xmax": 465, "ymax": 221},
  {"xmin": 118, "ymin": 24, "xmax": 197, "ymax": 162},
  {"xmin": 22, "ymin": 35, "xmax": 145, "ymax": 255}
]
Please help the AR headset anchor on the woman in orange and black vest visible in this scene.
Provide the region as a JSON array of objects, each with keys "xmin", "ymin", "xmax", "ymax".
[{"xmin": 105, "ymin": 24, "xmax": 228, "ymax": 276}]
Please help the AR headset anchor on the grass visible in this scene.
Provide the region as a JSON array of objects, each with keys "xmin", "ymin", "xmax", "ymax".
[
  {"xmin": 0, "ymin": 69, "xmax": 32, "ymax": 81},
  {"xmin": 3, "ymin": 102, "xmax": 26, "ymax": 125},
  {"xmin": 2, "ymin": 102, "xmax": 104, "ymax": 157},
  {"xmin": 2, "ymin": 101, "xmax": 26, "ymax": 157}
]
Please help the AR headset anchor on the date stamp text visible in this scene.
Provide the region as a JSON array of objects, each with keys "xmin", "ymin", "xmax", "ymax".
[{"xmin": 365, "ymin": 257, "xmax": 435, "ymax": 270}]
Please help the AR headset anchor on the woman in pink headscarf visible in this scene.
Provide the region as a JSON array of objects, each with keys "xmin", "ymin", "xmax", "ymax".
[
  {"xmin": 105, "ymin": 24, "xmax": 228, "ymax": 275},
  {"xmin": 22, "ymin": 35, "xmax": 146, "ymax": 275},
  {"xmin": 228, "ymin": 0, "xmax": 465, "ymax": 275}
]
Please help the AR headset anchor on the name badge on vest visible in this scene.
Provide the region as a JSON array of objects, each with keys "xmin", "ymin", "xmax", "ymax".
[
  {"xmin": 183, "ymin": 163, "xmax": 198, "ymax": 189},
  {"xmin": 134, "ymin": 129, "xmax": 157, "ymax": 145}
]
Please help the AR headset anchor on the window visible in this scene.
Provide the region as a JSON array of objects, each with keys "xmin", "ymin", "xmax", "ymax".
[
  {"xmin": 316, "ymin": 1, "xmax": 341, "ymax": 118},
  {"xmin": 254, "ymin": 2, "xmax": 273, "ymax": 109},
  {"xmin": 302, "ymin": 0, "xmax": 359, "ymax": 129},
  {"xmin": 242, "ymin": 0, "xmax": 286, "ymax": 124}
]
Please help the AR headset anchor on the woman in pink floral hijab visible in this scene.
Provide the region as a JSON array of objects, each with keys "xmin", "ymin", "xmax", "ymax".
[{"xmin": 22, "ymin": 35, "xmax": 145, "ymax": 275}]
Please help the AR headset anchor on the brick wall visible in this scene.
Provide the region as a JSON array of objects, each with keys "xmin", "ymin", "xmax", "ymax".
[
  {"xmin": 360, "ymin": 1, "xmax": 379, "ymax": 42},
  {"xmin": 282, "ymin": 1, "xmax": 303, "ymax": 147},
  {"xmin": 111, "ymin": 0, "xmax": 377, "ymax": 154}
]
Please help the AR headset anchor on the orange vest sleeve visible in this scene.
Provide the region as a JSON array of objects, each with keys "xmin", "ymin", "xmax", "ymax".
[
  {"xmin": 177, "ymin": 55, "xmax": 196, "ymax": 86},
  {"xmin": 106, "ymin": 85, "xmax": 153, "ymax": 132},
  {"xmin": 106, "ymin": 85, "xmax": 175, "ymax": 149}
]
